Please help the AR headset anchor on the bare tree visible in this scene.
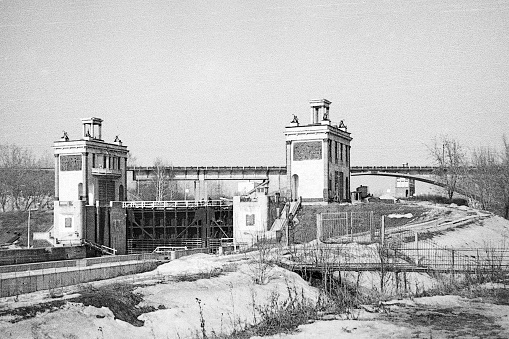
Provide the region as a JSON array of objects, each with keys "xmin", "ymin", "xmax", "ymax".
[
  {"xmin": 455, "ymin": 136, "xmax": 509, "ymax": 219},
  {"xmin": 498, "ymin": 136, "xmax": 509, "ymax": 219},
  {"xmin": 153, "ymin": 158, "xmax": 170, "ymax": 201},
  {"xmin": 429, "ymin": 137, "xmax": 466, "ymax": 200},
  {"xmin": 466, "ymin": 147, "xmax": 499, "ymax": 210},
  {"xmin": 0, "ymin": 144, "xmax": 54, "ymax": 211},
  {"xmin": 129, "ymin": 158, "xmax": 177, "ymax": 201}
]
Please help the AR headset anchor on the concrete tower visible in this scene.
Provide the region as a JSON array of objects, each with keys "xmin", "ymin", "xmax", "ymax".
[
  {"xmin": 52, "ymin": 118, "xmax": 128, "ymax": 247},
  {"xmin": 285, "ymin": 99, "xmax": 352, "ymax": 203}
]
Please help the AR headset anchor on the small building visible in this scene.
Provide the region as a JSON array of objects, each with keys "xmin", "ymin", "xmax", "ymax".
[
  {"xmin": 395, "ymin": 177, "xmax": 415, "ymax": 198},
  {"xmin": 284, "ymin": 99, "xmax": 352, "ymax": 203},
  {"xmin": 351, "ymin": 185, "xmax": 369, "ymax": 202}
]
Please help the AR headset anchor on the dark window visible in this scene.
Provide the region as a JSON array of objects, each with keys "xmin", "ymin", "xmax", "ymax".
[
  {"xmin": 119, "ymin": 185, "xmax": 124, "ymax": 201},
  {"xmin": 98, "ymin": 180, "xmax": 115, "ymax": 202},
  {"xmin": 339, "ymin": 172, "xmax": 344, "ymax": 200},
  {"xmin": 246, "ymin": 214, "xmax": 255, "ymax": 226}
]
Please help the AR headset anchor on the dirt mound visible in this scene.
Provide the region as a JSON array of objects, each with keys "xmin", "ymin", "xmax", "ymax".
[{"xmin": 70, "ymin": 283, "xmax": 157, "ymax": 327}]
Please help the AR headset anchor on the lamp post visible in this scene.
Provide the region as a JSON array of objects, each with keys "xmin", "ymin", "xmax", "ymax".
[
  {"xmin": 27, "ymin": 208, "xmax": 32, "ymax": 249},
  {"xmin": 27, "ymin": 203, "xmax": 38, "ymax": 249}
]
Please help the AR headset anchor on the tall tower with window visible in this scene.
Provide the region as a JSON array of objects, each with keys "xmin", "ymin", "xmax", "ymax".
[
  {"xmin": 52, "ymin": 118, "xmax": 128, "ymax": 247},
  {"xmin": 285, "ymin": 99, "xmax": 352, "ymax": 202}
]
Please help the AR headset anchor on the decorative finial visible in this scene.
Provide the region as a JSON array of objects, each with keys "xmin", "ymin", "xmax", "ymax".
[
  {"xmin": 291, "ymin": 114, "xmax": 299, "ymax": 124},
  {"xmin": 114, "ymin": 135, "xmax": 122, "ymax": 143},
  {"xmin": 61, "ymin": 131, "xmax": 69, "ymax": 141}
]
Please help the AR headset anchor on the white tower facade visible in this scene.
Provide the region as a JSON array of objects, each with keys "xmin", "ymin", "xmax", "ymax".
[
  {"xmin": 52, "ymin": 118, "xmax": 128, "ymax": 246},
  {"xmin": 285, "ymin": 99, "xmax": 352, "ymax": 203}
]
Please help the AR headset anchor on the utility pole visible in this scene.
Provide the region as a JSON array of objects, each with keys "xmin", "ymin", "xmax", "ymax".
[{"xmin": 27, "ymin": 208, "xmax": 31, "ymax": 248}]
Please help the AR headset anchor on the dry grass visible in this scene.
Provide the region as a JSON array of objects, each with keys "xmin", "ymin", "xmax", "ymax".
[
  {"xmin": 0, "ymin": 210, "xmax": 53, "ymax": 246},
  {"xmin": 70, "ymin": 283, "xmax": 157, "ymax": 327}
]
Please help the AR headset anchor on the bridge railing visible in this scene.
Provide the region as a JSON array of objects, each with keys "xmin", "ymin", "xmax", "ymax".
[{"xmin": 122, "ymin": 199, "xmax": 233, "ymax": 209}]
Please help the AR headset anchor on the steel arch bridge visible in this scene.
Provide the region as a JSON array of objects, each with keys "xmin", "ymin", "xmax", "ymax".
[{"xmin": 350, "ymin": 167, "xmax": 474, "ymax": 198}]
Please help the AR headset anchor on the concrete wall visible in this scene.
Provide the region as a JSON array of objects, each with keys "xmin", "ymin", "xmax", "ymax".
[
  {"xmin": 0, "ymin": 260, "xmax": 158, "ymax": 298},
  {"xmin": 53, "ymin": 200, "xmax": 84, "ymax": 245},
  {"xmin": 110, "ymin": 202, "xmax": 127, "ymax": 255},
  {"xmin": 291, "ymin": 156, "xmax": 324, "ymax": 200},
  {"xmin": 58, "ymin": 171, "xmax": 82, "ymax": 201},
  {"xmin": 0, "ymin": 246, "xmax": 86, "ymax": 266}
]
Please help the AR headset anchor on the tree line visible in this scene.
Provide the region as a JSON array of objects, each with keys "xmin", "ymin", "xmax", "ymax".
[
  {"xmin": 0, "ymin": 144, "xmax": 54, "ymax": 212},
  {"xmin": 430, "ymin": 136, "xmax": 509, "ymax": 219}
]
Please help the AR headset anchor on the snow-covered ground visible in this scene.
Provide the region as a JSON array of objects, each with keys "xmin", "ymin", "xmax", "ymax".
[{"xmin": 1, "ymin": 203, "xmax": 509, "ymax": 339}]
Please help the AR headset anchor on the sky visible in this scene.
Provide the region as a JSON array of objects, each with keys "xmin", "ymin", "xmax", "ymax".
[{"xmin": 1, "ymin": 0, "xmax": 508, "ymax": 176}]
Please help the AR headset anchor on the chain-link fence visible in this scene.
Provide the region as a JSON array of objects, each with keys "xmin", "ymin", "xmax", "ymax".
[
  {"xmin": 317, "ymin": 211, "xmax": 379, "ymax": 243},
  {"xmin": 315, "ymin": 212, "xmax": 509, "ymax": 274}
]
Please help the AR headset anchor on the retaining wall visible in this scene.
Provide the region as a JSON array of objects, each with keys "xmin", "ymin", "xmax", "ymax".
[
  {"xmin": 0, "ymin": 246, "xmax": 86, "ymax": 266},
  {"xmin": 0, "ymin": 260, "xmax": 158, "ymax": 298},
  {"xmin": 0, "ymin": 249, "xmax": 209, "ymax": 298}
]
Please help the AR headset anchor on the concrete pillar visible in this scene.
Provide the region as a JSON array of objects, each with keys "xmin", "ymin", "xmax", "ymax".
[
  {"xmin": 286, "ymin": 141, "xmax": 292, "ymax": 198},
  {"xmin": 82, "ymin": 152, "xmax": 88, "ymax": 202},
  {"xmin": 323, "ymin": 139, "xmax": 328, "ymax": 201},
  {"xmin": 198, "ymin": 172, "xmax": 206, "ymax": 200},
  {"xmin": 54, "ymin": 154, "xmax": 59, "ymax": 200}
]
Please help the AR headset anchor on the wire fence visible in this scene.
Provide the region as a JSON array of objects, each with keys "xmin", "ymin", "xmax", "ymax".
[
  {"xmin": 318, "ymin": 211, "xmax": 379, "ymax": 243},
  {"xmin": 286, "ymin": 243, "xmax": 509, "ymax": 274},
  {"xmin": 314, "ymin": 212, "xmax": 509, "ymax": 274}
]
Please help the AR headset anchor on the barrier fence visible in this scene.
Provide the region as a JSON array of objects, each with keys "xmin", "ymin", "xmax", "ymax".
[
  {"xmin": 0, "ymin": 250, "xmax": 208, "ymax": 299},
  {"xmin": 314, "ymin": 212, "xmax": 509, "ymax": 274},
  {"xmin": 318, "ymin": 211, "xmax": 379, "ymax": 243},
  {"xmin": 0, "ymin": 259, "xmax": 158, "ymax": 298},
  {"xmin": 287, "ymin": 243, "xmax": 509, "ymax": 274}
]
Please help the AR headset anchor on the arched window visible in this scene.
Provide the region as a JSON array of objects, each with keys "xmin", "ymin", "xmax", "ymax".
[{"xmin": 119, "ymin": 185, "xmax": 124, "ymax": 201}]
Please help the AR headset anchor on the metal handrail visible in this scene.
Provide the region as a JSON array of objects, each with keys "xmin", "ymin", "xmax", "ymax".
[{"xmin": 122, "ymin": 199, "xmax": 233, "ymax": 209}]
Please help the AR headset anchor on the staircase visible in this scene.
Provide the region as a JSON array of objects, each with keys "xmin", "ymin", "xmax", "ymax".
[
  {"xmin": 270, "ymin": 197, "xmax": 302, "ymax": 233},
  {"xmin": 83, "ymin": 240, "xmax": 117, "ymax": 255}
]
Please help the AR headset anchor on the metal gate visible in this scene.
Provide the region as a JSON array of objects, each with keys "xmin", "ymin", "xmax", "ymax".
[{"xmin": 318, "ymin": 211, "xmax": 379, "ymax": 243}]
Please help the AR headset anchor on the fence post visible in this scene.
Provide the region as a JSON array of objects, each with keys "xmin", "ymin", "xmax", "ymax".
[
  {"xmin": 452, "ymin": 249, "xmax": 455, "ymax": 272},
  {"xmin": 381, "ymin": 216, "xmax": 385, "ymax": 247},
  {"xmin": 350, "ymin": 212, "xmax": 354, "ymax": 242},
  {"xmin": 415, "ymin": 232, "xmax": 419, "ymax": 264},
  {"xmin": 316, "ymin": 214, "xmax": 322, "ymax": 243},
  {"xmin": 370, "ymin": 211, "xmax": 374, "ymax": 242}
]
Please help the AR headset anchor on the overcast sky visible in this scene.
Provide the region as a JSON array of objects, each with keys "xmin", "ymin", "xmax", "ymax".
[{"xmin": 1, "ymin": 0, "xmax": 508, "ymax": 169}]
